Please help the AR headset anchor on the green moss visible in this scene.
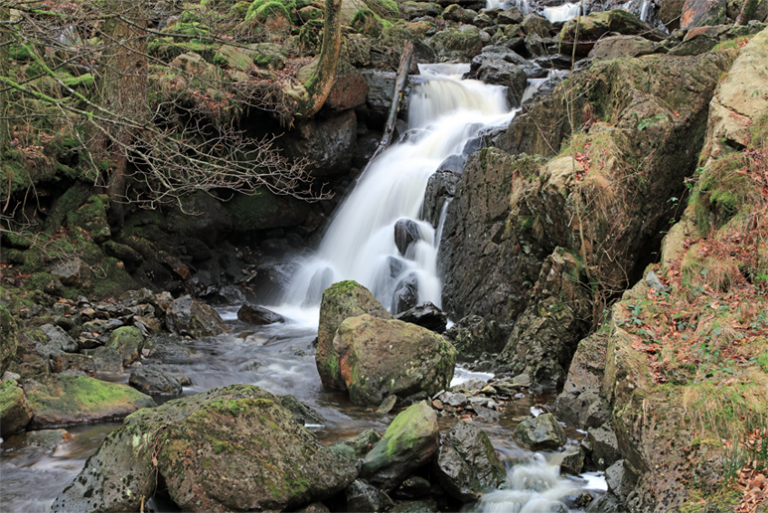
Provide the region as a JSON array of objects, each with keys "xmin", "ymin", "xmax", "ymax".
[
  {"xmin": 24, "ymin": 272, "xmax": 62, "ymax": 295},
  {"xmin": 230, "ymin": 1, "xmax": 252, "ymax": 18},
  {"xmin": 66, "ymin": 194, "xmax": 111, "ymax": 242},
  {"xmin": 62, "ymin": 73, "xmax": 94, "ymax": 88}
]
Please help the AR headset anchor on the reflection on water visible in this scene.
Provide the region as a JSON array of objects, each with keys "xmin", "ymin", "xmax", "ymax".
[{"xmin": 0, "ymin": 308, "xmax": 603, "ymax": 512}]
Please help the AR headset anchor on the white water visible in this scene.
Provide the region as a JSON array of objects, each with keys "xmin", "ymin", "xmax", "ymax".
[
  {"xmin": 281, "ymin": 64, "xmax": 515, "ymax": 316},
  {"xmin": 541, "ymin": 2, "xmax": 582, "ymax": 22}
]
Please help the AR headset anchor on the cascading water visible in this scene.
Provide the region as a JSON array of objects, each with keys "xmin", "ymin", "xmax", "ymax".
[{"xmin": 282, "ymin": 64, "xmax": 516, "ymax": 315}]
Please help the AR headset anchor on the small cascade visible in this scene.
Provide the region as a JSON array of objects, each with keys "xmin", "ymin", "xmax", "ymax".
[
  {"xmin": 282, "ymin": 64, "xmax": 515, "ymax": 315},
  {"xmin": 541, "ymin": 2, "xmax": 583, "ymax": 22}
]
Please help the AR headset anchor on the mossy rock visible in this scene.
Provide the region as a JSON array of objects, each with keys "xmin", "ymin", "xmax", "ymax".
[
  {"xmin": 428, "ymin": 26, "xmax": 483, "ymax": 61},
  {"xmin": 361, "ymin": 401, "xmax": 439, "ymax": 492},
  {"xmin": 0, "ymin": 306, "xmax": 19, "ymax": 375},
  {"xmin": 66, "ymin": 194, "xmax": 111, "ymax": 243},
  {"xmin": 512, "ymin": 412, "xmax": 567, "ymax": 450},
  {"xmin": 248, "ymin": 42, "xmax": 288, "ymax": 70},
  {"xmin": 230, "ymin": 0, "xmax": 252, "ymax": 18},
  {"xmin": 213, "ymin": 44, "xmax": 255, "ymax": 71},
  {"xmin": 23, "ymin": 374, "xmax": 154, "ymax": 429},
  {"xmin": 52, "ymin": 384, "xmax": 357, "ymax": 513},
  {"xmin": 148, "ymin": 39, "xmax": 219, "ymax": 63},
  {"xmin": 0, "ymin": 379, "xmax": 32, "ymax": 437},
  {"xmin": 351, "ymin": 9, "xmax": 383, "ymax": 38},
  {"xmin": 106, "ymin": 326, "xmax": 145, "ymax": 367},
  {"xmin": 299, "ymin": 19, "xmax": 326, "ymax": 54}
]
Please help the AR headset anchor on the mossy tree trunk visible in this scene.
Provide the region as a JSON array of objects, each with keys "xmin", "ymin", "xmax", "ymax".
[
  {"xmin": 299, "ymin": 0, "xmax": 343, "ymax": 117},
  {"xmin": 96, "ymin": 0, "xmax": 148, "ymax": 225},
  {"xmin": 0, "ymin": 4, "xmax": 10, "ymax": 159}
]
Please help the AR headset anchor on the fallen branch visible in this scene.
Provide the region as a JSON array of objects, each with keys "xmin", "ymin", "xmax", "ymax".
[{"xmin": 363, "ymin": 40, "xmax": 414, "ymax": 173}]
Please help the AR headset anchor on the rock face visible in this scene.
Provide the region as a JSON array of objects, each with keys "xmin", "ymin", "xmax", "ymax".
[
  {"xmin": 53, "ymin": 385, "xmax": 357, "ymax": 513},
  {"xmin": 165, "ymin": 295, "xmax": 228, "ymax": 338},
  {"xmin": 23, "ymin": 374, "xmax": 154, "ymax": 429},
  {"xmin": 394, "ymin": 302, "xmax": 447, "ymax": 333},
  {"xmin": 316, "ymin": 281, "xmax": 392, "ymax": 390},
  {"xmin": 394, "ymin": 219, "xmax": 423, "ymax": 256},
  {"xmin": 334, "ymin": 314, "xmax": 457, "ymax": 405},
  {"xmin": 362, "ymin": 401, "xmax": 439, "ymax": 492},
  {"xmin": 434, "ymin": 422, "xmax": 506, "ymax": 501},
  {"xmin": 443, "ymin": 315, "xmax": 512, "ymax": 358},
  {"xmin": 513, "ymin": 413, "xmax": 567, "ymax": 450},
  {"xmin": 0, "ymin": 379, "xmax": 33, "ymax": 436},
  {"xmin": 237, "ymin": 303, "xmax": 286, "ymax": 325},
  {"xmin": 285, "ymin": 110, "xmax": 357, "ymax": 177}
]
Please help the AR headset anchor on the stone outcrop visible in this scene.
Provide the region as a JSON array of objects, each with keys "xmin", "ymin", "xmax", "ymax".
[{"xmin": 165, "ymin": 295, "xmax": 228, "ymax": 338}]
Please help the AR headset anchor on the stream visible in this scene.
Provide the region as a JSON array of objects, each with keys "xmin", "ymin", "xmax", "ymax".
[{"xmin": 1, "ymin": 60, "xmax": 606, "ymax": 512}]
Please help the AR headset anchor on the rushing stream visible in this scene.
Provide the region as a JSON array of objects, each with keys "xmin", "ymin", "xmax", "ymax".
[{"xmin": 1, "ymin": 61, "xmax": 606, "ymax": 512}]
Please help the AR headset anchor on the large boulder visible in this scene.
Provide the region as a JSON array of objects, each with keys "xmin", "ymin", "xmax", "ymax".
[
  {"xmin": 434, "ymin": 422, "xmax": 506, "ymax": 501},
  {"xmin": 559, "ymin": 10, "xmax": 662, "ymax": 56},
  {"xmin": 476, "ymin": 59, "xmax": 528, "ymax": 107},
  {"xmin": 361, "ymin": 401, "xmax": 439, "ymax": 492},
  {"xmin": 52, "ymin": 385, "xmax": 357, "ymax": 513},
  {"xmin": 23, "ymin": 374, "xmax": 154, "ymax": 429},
  {"xmin": 165, "ymin": 295, "xmax": 228, "ymax": 338},
  {"xmin": 428, "ymin": 25, "xmax": 484, "ymax": 62},
  {"xmin": 512, "ymin": 413, "xmax": 567, "ymax": 450},
  {"xmin": 0, "ymin": 379, "xmax": 33, "ymax": 436},
  {"xmin": 316, "ymin": 281, "xmax": 392, "ymax": 390},
  {"xmin": 394, "ymin": 302, "xmax": 448, "ymax": 333},
  {"xmin": 237, "ymin": 303, "xmax": 285, "ymax": 325},
  {"xmin": 334, "ymin": 314, "xmax": 457, "ymax": 405},
  {"xmin": 106, "ymin": 326, "xmax": 144, "ymax": 367},
  {"xmin": 128, "ymin": 364, "xmax": 191, "ymax": 396}
]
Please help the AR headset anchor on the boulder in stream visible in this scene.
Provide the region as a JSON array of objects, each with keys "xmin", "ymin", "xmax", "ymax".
[
  {"xmin": 128, "ymin": 363, "xmax": 191, "ymax": 396},
  {"xmin": 316, "ymin": 281, "xmax": 391, "ymax": 390},
  {"xmin": 237, "ymin": 303, "xmax": 285, "ymax": 325},
  {"xmin": 23, "ymin": 374, "xmax": 154, "ymax": 429},
  {"xmin": 394, "ymin": 218, "xmax": 423, "ymax": 256},
  {"xmin": 0, "ymin": 379, "xmax": 33, "ymax": 436},
  {"xmin": 52, "ymin": 384, "xmax": 357, "ymax": 513},
  {"xmin": 395, "ymin": 301, "xmax": 448, "ymax": 333},
  {"xmin": 512, "ymin": 412, "xmax": 567, "ymax": 450},
  {"xmin": 361, "ymin": 401, "xmax": 439, "ymax": 492},
  {"xmin": 334, "ymin": 314, "xmax": 457, "ymax": 406},
  {"xmin": 165, "ymin": 295, "xmax": 228, "ymax": 338},
  {"xmin": 391, "ymin": 272, "xmax": 419, "ymax": 314},
  {"xmin": 434, "ymin": 421, "xmax": 506, "ymax": 501},
  {"xmin": 105, "ymin": 326, "xmax": 144, "ymax": 367}
]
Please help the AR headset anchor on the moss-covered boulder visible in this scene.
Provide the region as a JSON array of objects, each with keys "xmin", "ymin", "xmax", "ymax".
[
  {"xmin": 559, "ymin": 9, "xmax": 660, "ymax": 56},
  {"xmin": 316, "ymin": 281, "xmax": 392, "ymax": 390},
  {"xmin": 66, "ymin": 194, "xmax": 111, "ymax": 243},
  {"xmin": 214, "ymin": 44, "xmax": 254, "ymax": 71},
  {"xmin": 361, "ymin": 401, "xmax": 439, "ymax": 492},
  {"xmin": 52, "ymin": 385, "xmax": 357, "ymax": 513},
  {"xmin": 434, "ymin": 422, "xmax": 506, "ymax": 501},
  {"xmin": 0, "ymin": 379, "xmax": 33, "ymax": 436},
  {"xmin": 165, "ymin": 295, "xmax": 228, "ymax": 338},
  {"xmin": 334, "ymin": 314, "xmax": 457, "ymax": 405},
  {"xmin": 428, "ymin": 25, "xmax": 484, "ymax": 61},
  {"xmin": 106, "ymin": 326, "xmax": 144, "ymax": 367},
  {"xmin": 512, "ymin": 413, "xmax": 567, "ymax": 450},
  {"xmin": 0, "ymin": 306, "xmax": 18, "ymax": 375},
  {"xmin": 23, "ymin": 374, "xmax": 154, "ymax": 429}
]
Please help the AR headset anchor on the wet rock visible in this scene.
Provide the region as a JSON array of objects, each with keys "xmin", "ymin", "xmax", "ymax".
[
  {"xmin": 88, "ymin": 346, "xmax": 124, "ymax": 374},
  {"xmin": 362, "ymin": 70, "xmax": 396, "ymax": 127},
  {"xmin": 52, "ymin": 384, "xmax": 356, "ymax": 513},
  {"xmin": 2, "ymin": 428, "xmax": 72, "ymax": 453},
  {"xmin": 334, "ymin": 314, "xmax": 457, "ymax": 406},
  {"xmin": 342, "ymin": 428, "xmax": 382, "ymax": 458},
  {"xmin": 394, "ymin": 218, "xmax": 424, "ymax": 256},
  {"xmin": 0, "ymin": 379, "xmax": 33, "ymax": 436},
  {"xmin": 285, "ymin": 110, "xmax": 357, "ymax": 177},
  {"xmin": 521, "ymin": 13, "xmax": 552, "ymax": 37},
  {"xmin": 316, "ymin": 281, "xmax": 391, "ymax": 390},
  {"xmin": 106, "ymin": 326, "xmax": 144, "ymax": 367},
  {"xmin": 435, "ymin": 422, "xmax": 506, "ymax": 501},
  {"xmin": 128, "ymin": 364, "xmax": 190, "ymax": 395},
  {"xmin": 422, "ymin": 168, "xmax": 461, "ymax": 228},
  {"xmin": 395, "ymin": 302, "xmax": 448, "ymax": 333},
  {"xmin": 377, "ymin": 394, "xmax": 398, "ymax": 414},
  {"xmin": 237, "ymin": 303, "xmax": 285, "ymax": 325},
  {"xmin": 559, "ymin": 10, "xmax": 660, "ymax": 56},
  {"xmin": 586, "ymin": 493, "xmax": 629, "ymax": 513},
  {"xmin": 278, "ymin": 394, "xmax": 326, "ymax": 426},
  {"xmin": 680, "ymin": 0, "xmax": 727, "ymax": 29},
  {"xmin": 549, "ymin": 446, "xmax": 586, "ymax": 475},
  {"xmin": 345, "ymin": 479, "xmax": 395, "ymax": 512},
  {"xmin": 498, "ymin": 7, "xmax": 523, "ymax": 24},
  {"xmin": 428, "ymin": 25, "xmax": 484, "ymax": 62},
  {"xmin": 206, "ymin": 284, "xmax": 246, "ymax": 305},
  {"xmin": 476, "ymin": 58, "xmax": 528, "ymax": 107},
  {"xmin": 473, "ymin": 12, "xmax": 494, "ymax": 28},
  {"xmin": 391, "ymin": 499, "xmax": 439, "ymax": 512},
  {"xmin": 362, "ymin": 401, "xmax": 439, "ymax": 492},
  {"xmin": 513, "ymin": 413, "xmax": 567, "ymax": 450},
  {"xmin": 391, "ymin": 273, "xmax": 419, "ymax": 314},
  {"xmin": 303, "ymin": 267, "xmax": 335, "ymax": 307},
  {"xmin": 165, "ymin": 295, "xmax": 228, "ymax": 338},
  {"xmin": 587, "ymin": 426, "xmax": 621, "ymax": 470},
  {"xmin": 144, "ymin": 333, "xmax": 194, "ymax": 362},
  {"xmin": 393, "ymin": 475, "xmax": 432, "ymax": 500},
  {"xmin": 443, "ymin": 4, "xmax": 477, "ymax": 23},
  {"xmin": 23, "ymin": 374, "xmax": 154, "ymax": 429},
  {"xmin": 444, "ymin": 315, "xmax": 512, "ymax": 357}
]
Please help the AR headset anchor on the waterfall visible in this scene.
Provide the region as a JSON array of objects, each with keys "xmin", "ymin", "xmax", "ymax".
[{"xmin": 281, "ymin": 64, "xmax": 515, "ymax": 314}]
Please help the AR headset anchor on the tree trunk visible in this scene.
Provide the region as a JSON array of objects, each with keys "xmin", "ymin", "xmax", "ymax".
[
  {"xmin": 299, "ymin": 0, "xmax": 343, "ymax": 117},
  {"xmin": 0, "ymin": 4, "xmax": 10, "ymax": 158},
  {"xmin": 735, "ymin": 0, "xmax": 759, "ymax": 24},
  {"xmin": 97, "ymin": 1, "xmax": 148, "ymax": 224}
]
